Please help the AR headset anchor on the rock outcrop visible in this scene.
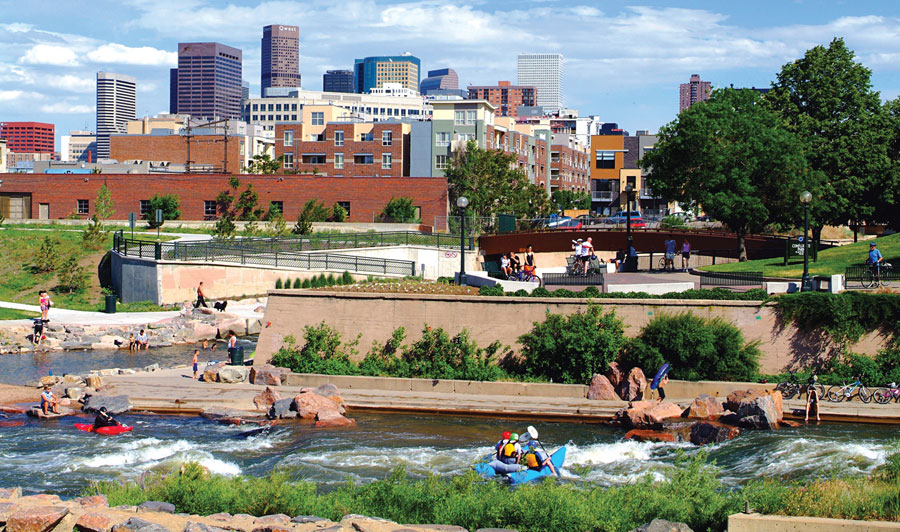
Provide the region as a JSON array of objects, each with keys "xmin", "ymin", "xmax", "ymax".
[
  {"xmin": 683, "ymin": 394, "xmax": 724, "ymax": 420},
  {"xmin": 689, "ymin": 422, "xmax": 740, "ymax": 446},
  {"xmin": 82, "ymin": 394, "xmax": 133, "ymax": 415},
  {"xmin": 607, "ymin": 362, "xmax": 624, "ymax": 388},
  {"xmin": 617, "ymin": 367, "xmax": 647, "ymax": 401},
  {"xmin": 614, "ymin": 400, "xmax": 684, "ymax": 429},
  {"xmin": 249, "ymin": 365, "xmax": 289, "ymax": 386},
  {"xmin": 586, "ymin": 374, "xmax": 619, "ymax": 401},
  {"xmin": 293, "ymin": 389, "xmax": 354, "ymax": 427},
  {"xmin": 725, "ymin": 389, "xmax": 783, "ymax": 430},
  {"xmin": 253, "ymin": 387, "xmax": 282, "ymax": 411}
]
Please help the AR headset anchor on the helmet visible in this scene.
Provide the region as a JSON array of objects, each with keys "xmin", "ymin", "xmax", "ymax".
[
  {"xmin": 509, "ymin": 432, "xmax": 519, "ymax": 442},
  {"xmin": 501, "ymin": 431, "xmax": 511, "ymax": 440},
  {"xmin": 99, "ymin": 406, "xmax": 108, "ymax": 414}
]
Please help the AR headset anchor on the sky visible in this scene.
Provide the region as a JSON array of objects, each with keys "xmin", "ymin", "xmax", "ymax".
[{"xmin": 1, "ymin": 0, "xmax": 899, "ymax": 147}]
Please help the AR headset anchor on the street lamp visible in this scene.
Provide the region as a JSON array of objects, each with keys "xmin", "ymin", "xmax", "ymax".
[
  {"xmin": 624, "ymin": 184, "xmax": 635, "ymax": 271},
  {"xmin": 800, "ymin": 190, "xmax": 813, "ymax": 292},
  {"xmin": 457, "ymin": 196, "xmax": 469, "ymax": 286}
]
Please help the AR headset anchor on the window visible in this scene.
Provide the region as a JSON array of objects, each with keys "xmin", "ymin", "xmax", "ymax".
[
  {"xmin": 139, "ymin": 200, "xmax": 150, "ymax": 216},
  {"xmin": 435, "ymin": 132, "xmax": 450, "ymax": 146},
  {"xmin": 454, "ymin": 111, "xmax": 465, "ymax": 125},
  {"xmin": 311, "ymin": 112, "xmax": 324, "ymax": 125},
  {"xmin": 77, "ymin": 199, "xmax": 89, "ymax": 214},
  {"xmin": 360, "ymin": 132, "xmax": 373, "ymax": 142},
  {"xmin": 337, "ymin": 201, "xmax": 350, "ymax": 217},
  {"xmin": 283, "ymin": 152, "xmax": 294, "ymax": 169},
  {"xmin": 382, "ymin": 130, "xmax": 393, "ymax": 146},
  {"xmin": 239, "ymin": 140, "xmax": 245, "ymax": 155},
  {"xmin": 283, "ymin": 130, "xmax": 293, "ymax": 147},
  {"xmin": 354, "ymin": 154, "xmax": 374, "ymax": 165},
  {"xmin": 269, "ymin": 201, "xmax": 284, "ymax": 214},
  {"xmin": 302, "ymin": 154, "xmax": 325, "ymax": 165},
  {"xmin": 334, "ymin": 130, "xmax": 344, "ymax": 146},
  {"xmin": 435, "ymin": 154, "xmax": 448, "ymax": 169},
  {"xmin": 334, "ymin": 153, "xmax": 344, "ymax": 169},
  {"xmin": 466, "ymin": 110, "xmax": 477, "ymax": 125},
  {"xmin": 382, "ymin": 153, "xmax": 392, "ymax": 169},
  {"xmin": 204, "ymin": 201, "xmax": 217, "ymax": 217},
  {"xmin": 458, "ymin": 133, "xmax": 472, "ymax": 142},
  {"xmin": 595, "ymin": 150, "xmax": 616, "ymax": 169}
]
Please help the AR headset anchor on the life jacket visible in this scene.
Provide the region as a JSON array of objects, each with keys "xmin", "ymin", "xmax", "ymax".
[
  {"xmin": 494, "ymin": 439, "xmax": 509, "ymax": 459},
  {"xmin": 524, "ymin": 452, "xmax": 540, "ymax": 469},
  {"xmin": 500, "ymin": 442, "xmax": 518, "ymax": 460}
]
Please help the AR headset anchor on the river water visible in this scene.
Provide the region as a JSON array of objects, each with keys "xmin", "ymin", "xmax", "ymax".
[{"xmin": 0, "ymin": 346, "xmax": 897, "ymax": 497}]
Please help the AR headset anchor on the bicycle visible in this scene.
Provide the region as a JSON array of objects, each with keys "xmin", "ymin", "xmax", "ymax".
[
  {"xmin": 775, "ymin": 372, "xmax": 824, "ymax": 400},
  {"xmin": 862, "ymin": 262, "xmax": 893, "ymax": 289},
  {"xmin": 873, "ymin": 383, "xmax": 900, "ymax": 404},
  {"xmin": 508, "ymin": 269, "xmax": 542, "ymax": 286},
  {"xmin": 657, "ymin": 252, "xmax": 679, "ymax": 272},
  {"xmin": 825, "ymin": 376, "xmax": 872, "ymax": 403}
]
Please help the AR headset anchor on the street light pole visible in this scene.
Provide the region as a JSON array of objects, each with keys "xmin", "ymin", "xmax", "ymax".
[
  {"xmin": 624, "ymin": 184, "xmax": 634, "ymax": 271},
  {"xmin": 457, "ymin": 196, "xmax": 469, "ymax": 286},
  {"xmin": 800, "ymin": 190, "xmax": 812, "ymax": 292}
]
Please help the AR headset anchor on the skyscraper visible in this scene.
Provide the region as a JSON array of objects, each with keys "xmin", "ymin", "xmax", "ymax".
[
  {"xmin": 517, "ymin": 53, "xmax": 563, "ymax": 115},
  {"xmin": 420, "ymin": 68, "xmax": 459, "ymax": 94},
  {"xmin": 176, "ymin": 42, "xmax": 243, "ymax": 120},
  {"xmin": 354, "ymin": 53, "xmax": 421, "ymax": 93},
  {"xmin": 169, "ymin": 68, "xmax": 178, "ymax": 114},
  {"xmin": 96, "ymin": 71, "xmax": 136, "ymax": 159},
  {"xmin": 261, "ymin": 25, "xmax": 300, "ymax": 92},
  {"xmin": 679, "ymin": 74, "xmax": 711, "ymax": 111},
  {"xmin": 323, "ymin": 70, "xmax": 355, "ymax": 93}
]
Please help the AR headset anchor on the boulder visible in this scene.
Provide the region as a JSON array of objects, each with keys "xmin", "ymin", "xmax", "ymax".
[
  {"xmin": 82, "ymin": 394, "xmax": 132, "ymax": 415},
  {"xmin": 689, "ymin": 422, "xmax": 740, "ymax": 446},
  {"xmin": 6, "ymin": 506, "xmax": 69, "ymax": 532},
  {"xmin": 724, "ymin": 389, "xmax": 762, "ymax": 413},
  {"xmin": 85, "ymin": 376, "xmax": 103, "ymax": 388},
  {"xmin": 267, "ymin": 398, "xmax": 295, "ymax": 420},
  {"xmin": 65, "ymin": 387, "xmax": 85, "ymax": 401},
  {"xmin": 618, "ymin": 400, "xmax": 684, "ymax": 429},
  {"xmin": 75, "ymin": 495, "xmax": 108, "ymax": 508},
  {"xmin": 97, "ymin": 369, "xmax": 119, "ymax": 377},
  {"xmin": 617, "ymin": 367, "xmax": 647, "ymax": 401},
  {"xmin": 629, "ymin": 519, "xmax": 694, "ymax": 532},
  {"xmin": 184, "ymin": 523, "xmax": 229, "ymax": 532},
  {"xmin": 137, "ymin": 501, "xmax": 175, "ymax": 514},
  {"xmin": 63, "ymin": 374, "xmax": 84, "ymax": 384},
  {"xmin": 607, "ymin": 361, "xmax": 624, "ymax": 388},
  {"xmin": 217, "ymin": 366, "xmax": 249, "ymax": 384},
  {"xmin": 110, "ymin": 517, "xmax": 170, "ymax": 532},
  {"xmin": 293, "ymin": 391, "xmax": 346, "ymax": 419},
  {"xmin": 587, "ymin": 374, "xmax": 619, "ymax": 401},
  {"xmin": 38, "ymin": 375, "xmax": 61, "ymax": 387},
  {"xmin": 290, "ymin": 516, "xmax": 330, "ymax": 524},
  {"xmin": 314, "ymin": 409, "xmax": 355, "ymax": 427},
  {"xmin": 731, "ymin": 391, "xmax": 780, "ymax": 430},
  {"xmin": 684, "ymin": 394, "xmax": 724, "ymax": 420},
  {"xmin": 253, "ymin": 387, "xmax": 282, "ymax": 411},
  {"xmin": 624, "ymin": 429, "xmax": 678, "ymax": 443},
  {"xmin": 200, "ymin": 406, "xmax": 267, "ymax": 425},
  {"xmin": 253, "ymin": 514, "xmax": 290, "ymax": 525},
  {"xmin": 75, "ymin": 512, "xmax": 114, "ymax": 532},
  {"xmin": 0, "ymin": 502, "xmax": 20, "ymax": 522},
  {"xmin": 118, "ymin": 369, "xmax": 136, "ymax": 375},
  {"xmin": 202, "ymin": 362, "xmax": 226, "ymax": 383},
  {"xmin": 144, "ymin": 363, "xmax": 160, "ymax": 373},
  {"xmin": 249, "ymin": 365, "xmax": 285, "ymax": 386},
  {"xmin": 0, "ymin": 487, "xmax": 21, "ymax": 500}
]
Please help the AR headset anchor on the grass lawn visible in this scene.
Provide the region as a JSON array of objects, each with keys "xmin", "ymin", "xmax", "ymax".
[
  {"xmin": 0, "ymin": 308, "xmax": 39, "ymax": 320},
  {"xmin": 702, "ymin": 232, "xmax": 900, "ymax": 278}
]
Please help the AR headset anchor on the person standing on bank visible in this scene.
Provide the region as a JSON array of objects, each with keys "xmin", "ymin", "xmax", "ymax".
[
  {"xmin": 681, "ymin": 239, "xmax": 691, "ymax": 271},
  {"xmin": 192, "ymin": 349, "xmax": 200, "ymax": 380},
  {"xmin": 195, "ymin": 282, "xmax": 208, "ymax": 308},
  {"xmin": 39, "ymin": 290, "xmax": 52, "ymax": 321},
  {"xmin": 805, "ymin": 375, "xmax": 821, "ymax": 423}
]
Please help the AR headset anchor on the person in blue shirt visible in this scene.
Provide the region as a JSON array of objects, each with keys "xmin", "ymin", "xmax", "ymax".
[{"xmin": 869, "ymin": 242, "xmax": 884, "ymax": 282}]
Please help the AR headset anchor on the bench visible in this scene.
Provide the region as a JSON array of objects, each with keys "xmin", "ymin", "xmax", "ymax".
[
  {"xmin": 698, "ymin": 271, "xmax": 763, "ymax": 289},
  {"xmin": 481, "ymin": 261, "xmax": 508, "ymax": 280},
  {"xmin": 543, "ymin": 272, "xmax": 605, "ymax": 287}
]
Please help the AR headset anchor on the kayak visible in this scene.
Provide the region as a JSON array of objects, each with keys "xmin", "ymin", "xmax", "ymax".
[
  {"xmin": 74, "ymin": 423, "xmax": 133, "ymax": 435},
  {"xmin": 474, "ymin": 446, "xmax": 566, "ymax": 485}
]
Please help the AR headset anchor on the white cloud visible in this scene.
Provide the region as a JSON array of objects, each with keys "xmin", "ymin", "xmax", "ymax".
[
  {"xmin": 40, "ymin": 101, "xmax": 93, "ymax": 114},
  {"xmin": 0, "ymin": 90, "xmax": 43, "ymax": 102},
  {"xmin": 87, "ymin": 43, "xmax": 176, "ymax": 66},
  {"xmin": 45, "ymin": 74, "xmax": 94, "ymax": 93},
  {"xmin": 19, "ymin": 44, "xmax": 80, "ymax": 66}
]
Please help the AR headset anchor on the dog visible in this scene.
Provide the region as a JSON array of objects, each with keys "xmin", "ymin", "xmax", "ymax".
[{"xmin": 213, "ymin": 301, "xmax": 228, "ymax": 312}]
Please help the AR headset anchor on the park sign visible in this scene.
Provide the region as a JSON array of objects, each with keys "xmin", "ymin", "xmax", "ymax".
[{"xmin": 784, "ymin": 236, "xmax": 817, "ymax": 265}]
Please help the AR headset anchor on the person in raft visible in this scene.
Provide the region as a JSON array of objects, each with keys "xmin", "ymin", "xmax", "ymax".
[
  {"xmin": 93, "ymin": 406, "xmax": 122, "ymax": 429},
  {"xmin": 520, "ymin": 439, "xmax": 558, "ymax": 476},
  {"xmin": 41, "ymin": 385, "xmax": 59, "ymax": 415},
  {"xmin": 487, "ymin": 431, "xmax": 524, "ymax": 474}
]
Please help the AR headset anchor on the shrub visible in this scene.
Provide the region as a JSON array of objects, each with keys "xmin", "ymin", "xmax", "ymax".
[
  {"xmin": 284, "ymin": 278, "xmax": 291, "ymax": 290},
  {"xmin": 380, "ymin": 197, "xmax": 419, "ymax": 223},
  {"xmin": 56, "ymin": 256, "xmax": 89, "ymax": 293},
  {"xmin": 621, "ymin": 312, "xmax": 760, "ymax": 382},
  {"xmin": 518, "ymin": 305, "xmax": 627, "ymax": 384},
  {"xmin": 275, "ymin": 278, "xmax": 283, "ymax": 289},
  {"xmin": 81, "ymin": 215, "xmax": 107, "ymax": 250},
  {"xmin": 326, "ymin": 274, "xmax": 336, "ymax": 286},
  {"xmin": 301, "ymin": 279, "xmax": 311, "ymax": 288},
  {"xmin": 775, "ymin": 292, "xmax": 900, "ymax": 344},
  {"xmin": 292, "ymin": 278, "xmax": 302, "ymax": 289},
  {"xmin": 146, "ymin": 194, "xmax": 181, "ymax": 228},
  {"xmin": 269, "ymin": 326, "xmax": 359, "ymax": 376},
  {"xmin": 580, "ymin": 286, "xmax": 602, "ymax": 298},
  {"xmin": 659, "ymin": 214, "xmax": 687, "ymax": 229},
  {"xmin": 826, "ymin": 352, "xmax": 883, "ymax": 386},
  {"xmin": 213, "ymin": 215, "xmax": 236, "ymax": 240},
  {"xmin": 330, "ymin": 202, "xmax": 347, "ymax": 222},
  {"xmin": 341, "ymin": 271, "xmax": 354, "ymax": 285},
  {"xmin": 479, "ymin": 285, "xmax": 504, "ymax": 296},
  {"xmin": 33, "ymin": 236, "xmax": 60, "ymax": 273}
]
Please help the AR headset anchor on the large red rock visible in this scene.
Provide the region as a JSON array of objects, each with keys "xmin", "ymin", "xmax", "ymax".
[
  {"xmin": 249, "ymin": 365, "xmax": 284, "ymax": 386},
  {"xmin": 616, "ymin": 400, "xmax": 684, "ymax": 429},
  {"xmin": 685, "ymin": 394, "xmax": 725, "ymax": 419},
  {"xmin": 725, "ymin": 389, "xmax": 762, "ymax": 413},
  {"xmin": 587, "ymin": 374, "xmax": 619, "ymax": 401},
  {"xmin": 624, "ymin": 429, "xmax": 677, "ymax": 443},
  {"xmin": 0, "ymin": 502, "xmax": 20, "ymax": 523},
  {"xmin": 75, "ymin": 512, "xmax": 113, "ymax": 532},
  {"xmin": 314, "ymin": 409, "xmax": 355, "ymax": 427},
  {"xmin": 293, "ymin": 391, "xmax": 346, "ymax": 419},
  {"xmin": 74, "ymin": 495, "xmax": 108, "ymax": 508},
  {"xmin": 6, "ymin": 506, "xmax": 69, "ymax": 532},
  {"xmin": 253, "ymin": 387, "xmax": 282, "ymax": 411},
  {"xmin": 689, "ymin": 422, "xmax": 740, "ymax": 446},
  {"xmin": 726, "ymin": 389, "xmax": 782, "ymax": 429},
  {"xmin": 617, "ymin": 367, "xmax": 647, "ymax": 401},
  {"xmin": 607, "ymin": 362, "xmax": 624, "ymax": 388},
  {"xmin": 0, "ymin": 487, "xmax": 20, "ymax": 500}
]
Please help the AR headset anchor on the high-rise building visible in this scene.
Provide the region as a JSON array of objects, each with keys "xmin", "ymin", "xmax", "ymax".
[
  {"xmin": 467, "ymin": 81, "xmax": 536, "ymax": 117},
  {"xmin": 60, "ymin": 131, "xmax": 98, "ymax": 162},
  {"xmin": 176, "ymin": 42, "xmax": 243, "ymax": 120},
  {"xmin": 0, "ymin": 122, "xmax": 54, "ymax": 153},
  {"xmin": 420, "ymin": 68, "xmax": 458, "ymax": 94},
  {"xmin": 679, "ymin": 74, "xmax": 711, "ymax": 111},
  {"xmin": 242, "ymin": 81, "xmax": 250, "ymax": 101},
  {"xmin": 517, "ymin": 53, "xmax": 563, "ymax": 115},
  {"xmin": 323, "ymin": 70, "xmax": 355, "ymax": 93},
  {"xmin": 354, "ymin": 54, "xmax": 421, "ymax": 94},
  {"xmin": 261, "ymin": 25, "xmax": 300, "ymax": 92},
  {"xmin": 169, "ymin": 68, "xmax": 178, "ymax": 114},
  {"xmin": 96, "ymin": 71, "xmax": 137, "ymax": 159}
]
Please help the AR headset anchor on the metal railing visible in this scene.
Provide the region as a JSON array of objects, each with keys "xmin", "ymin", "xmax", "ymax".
[
  {"xmin": 543, "ymin": 272, "xmax": 605, "ymax": 286},
  {"xmin": 699, "ymin": 271, "xmax": 764, "ymax": 289}
]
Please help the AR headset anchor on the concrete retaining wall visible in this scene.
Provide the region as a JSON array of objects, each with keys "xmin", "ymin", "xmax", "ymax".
[
  {"xmin": 256, "ymin": 291, "xmax": 889, "ymax": 373},
  {"xmin": 728, "ymin": 514, "xmax": 900, "ymax": 531},
  {"xmin": 323, "ymin": 245, "xmax": 477, "ymax": 280}
]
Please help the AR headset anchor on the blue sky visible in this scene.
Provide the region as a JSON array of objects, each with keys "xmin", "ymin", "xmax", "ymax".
[{"xmin": 1, "ymin": 0, "xmax": 899, "ymax": 147}]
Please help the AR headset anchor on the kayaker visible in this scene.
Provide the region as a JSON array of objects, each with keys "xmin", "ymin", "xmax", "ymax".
[{"xmin": 93, "ymin": 407, "xmax": 121, "ymax": 429}]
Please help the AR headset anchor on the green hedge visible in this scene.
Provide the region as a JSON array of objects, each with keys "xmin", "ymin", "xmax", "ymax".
[
  {"xmin": 776, "ymin": 292, "xmax": 900, "ymax": 344},
  {"xmin": 479, "ymin": 285, "xmax": 769, "ymax": 301}
]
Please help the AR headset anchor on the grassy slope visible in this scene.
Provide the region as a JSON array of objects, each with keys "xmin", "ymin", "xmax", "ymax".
[
  {"xmin": 702, "ymin": 232, "xmax": 900, "ymax": 278},
  {"xmin": 0, "ymin": 308, "xmax": 39, "ymax": 320}
]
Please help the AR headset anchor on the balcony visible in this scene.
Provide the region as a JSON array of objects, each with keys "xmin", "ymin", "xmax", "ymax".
[{"xmin": 592, "ymin": 191, "xmax": 618, "ymax": 202}]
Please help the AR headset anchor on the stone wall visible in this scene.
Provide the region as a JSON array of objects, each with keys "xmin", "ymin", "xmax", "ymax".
[{"xmin": 255, "ymin": 291, "xmax": 888, "ymax": 374}]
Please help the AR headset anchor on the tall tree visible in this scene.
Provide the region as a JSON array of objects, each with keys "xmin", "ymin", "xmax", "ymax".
[
  {"xmin": 642, "ymin": 88, "xmax": 810, "ymax": 260},
  {"xmin": 445, "ymin": 140, "xmax": 550, "ymax": 220},
  {"xmin": 767, "ymin": 38, "xmax": 893, "ymax": 242},
  {"xmin": 878, "ymin": 97, "xmax": 900, "ymax": 231},
  {"xmin": 244, "ymin": 153, "xmax": 284, "ymax": 174}
]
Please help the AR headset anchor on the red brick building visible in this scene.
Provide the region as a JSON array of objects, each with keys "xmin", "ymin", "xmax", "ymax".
[
  {"xmin": 0, "ymin": 174, "xmax": 449, "ymax": 227},
  {"xmin": 110, "ymin": 134, "xmax": 243, "ymax": 173},
  {"xmin": 0, "ymin": 121, "xmax": 54, "ymax": 153},
  {"xmin": 274, "ymin": 122, "xmax": 408, "ymax": 177},
  {"xmin": 467, "ymin": 81, "xmax": 537, "ymax": 117},
  {"xmin": 550, "ymin": 141, "xmax": 590, "ymax": 193}
]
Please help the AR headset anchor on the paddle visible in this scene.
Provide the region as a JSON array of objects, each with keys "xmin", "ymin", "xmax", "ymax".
[{"xmin": 527, "ymin": 425, "xmax": 559, "ymax": 477}]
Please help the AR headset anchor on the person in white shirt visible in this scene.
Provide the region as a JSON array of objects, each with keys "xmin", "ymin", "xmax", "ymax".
[{"xmin": 581, "ymin": 237, "xmax": 595, "ymax": 274}]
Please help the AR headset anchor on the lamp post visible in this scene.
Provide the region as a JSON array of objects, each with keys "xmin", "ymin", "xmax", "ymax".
[
  {"xmin": 457, "ymin": 196, "xmax": 469, "ymax": 286},
  {"xmin": 624, "ymin": 184, "xmax": 635, "ymax": 271},
  {"xmin": 800, "ymin": 190, "xmax": 813, "ymax": 292}
]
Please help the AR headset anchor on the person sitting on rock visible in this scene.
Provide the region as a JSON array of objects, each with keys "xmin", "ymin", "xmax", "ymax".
[
  {"xmin": 93, "ymin": 406, "xmax": 121, "ymax": 429},
  {"xmin": 40, "ymin": 385, "xmax": 59, "ymax": 415}
]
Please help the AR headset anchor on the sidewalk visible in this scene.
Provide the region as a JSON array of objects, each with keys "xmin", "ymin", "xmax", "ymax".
[{"xmin": 0, "ymin": 300, "xmax": 263, "ymax": 326}]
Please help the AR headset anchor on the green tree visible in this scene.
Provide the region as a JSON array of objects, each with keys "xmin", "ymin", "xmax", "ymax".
[
  {"xmin": 298, "ymin": 199, "xmax": 330, "ymax": 222},
  {"xmin": 642, "ymin": 88, "xmax": 810, "ymax": 260},
  {"xmin": 82, "ymin": 183, "xmax": 116, "ymax": 249},
  {"xmin": 265, "ymin": 204, "xmax": 288, "ymax": 237},
  {"xmin": 551, "ymin": 190, "xmax": 590, "ymax": 211},
  {"xmin": 243, "ymin": 153, "xmax": 284, "ymax": 174},
  {"xmin": 445, "ymin": 140, "xmax": 550, "ymax": 219},
  {"xmin": 213, "ymin": 215, "xmax": 236, "ymax": 240},
  {"xmin": 56, "ymin": 256, "xmax": 88, "ymax": 293},
  {"xmin": 33, "ymin": 236, "xmax": 60, "ymax": 273},
  {"xmin": 217, "ymin": 177, "xmax": 264, "ymax": 221},
  {"xmin": 146, "ymin": 194, "xmax": 181, "ymax": 229},
  {"xmin": 768, "ymin": 38, "xmax": 893, "ymax": 243},
  {"xmin": 380, "ymin": 197, "xmax": 419, "ymax": 223},
  {"xmin": 330, "ymin": 202, "xmax": 347, "ymax": 222}
]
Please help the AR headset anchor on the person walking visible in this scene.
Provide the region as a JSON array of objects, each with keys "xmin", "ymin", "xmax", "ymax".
[
  {"xmin": 681, "ymin": 239, "xmax": 691, "ymax": 271},
  {"xmin": 38, "ymin": 290, "xmax": 52, "ymax": 321},
  {"xmin": 581, "ymin": 237, "xmax": 595, "ymax": 275},
  {"xmin": 192, "ymin": 349, "xmax": 200, "ymax": 380},
  {"xmin": 664, "ymin": 237, "xmax": 676, "ymax": 272},
  {"xmin": 195, "ymin": 282, "xmax": 208, "ymax": 309}
]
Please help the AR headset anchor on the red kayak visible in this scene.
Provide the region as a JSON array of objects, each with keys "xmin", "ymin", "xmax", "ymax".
[{"xmin": 74, "ymin": 423, "xmax": 133, "ymax": 435}]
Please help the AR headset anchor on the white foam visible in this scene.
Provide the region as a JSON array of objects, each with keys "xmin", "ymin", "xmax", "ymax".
[
  {"xmin": 566, "ymin": 439, "xmax": 680, "ymax": 466},
  {"xmin": 70, "ymin": 437, "xmax": 241, "ymax": 477}
]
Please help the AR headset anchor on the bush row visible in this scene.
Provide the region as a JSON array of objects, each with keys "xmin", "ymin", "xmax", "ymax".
[
  {"xmin": 776, "ymin": 291, "xmax": 900, "ymax": 344},
  {"xmin": 275, "ymin": 271, "xmax": 354, "ymax": 289},
  {"xmin": 478, "ymin": 285, "xmax": 770, "ymax": 301}
]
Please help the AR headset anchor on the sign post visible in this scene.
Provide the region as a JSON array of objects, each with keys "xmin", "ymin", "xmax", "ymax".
[
  {"xmin": 128, "ymin": 212, "xmax": 136, "ymax": 240},
  {"xmin": 156, "ymin": 209, "xmax": 163, "ymax": 240},
  {"xmin": 784, "ymin": 237, "xmax": 817, "ymax": 266}
]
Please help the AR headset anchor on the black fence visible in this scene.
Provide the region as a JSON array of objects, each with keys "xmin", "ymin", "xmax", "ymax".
[
  {"xmin": 543, "ymin": 273, "xmax": 605, "ymax": 287},
  {"xmin": 845, "ymin": 264, "xmax": 900, "ymax": 288},
  {"xmin": 698, "ymin": 271, "xmax": 764, "ymax": 289}
]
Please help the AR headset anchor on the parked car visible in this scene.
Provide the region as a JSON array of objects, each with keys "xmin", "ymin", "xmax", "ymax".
[
  {"xmin": 576, "ymin": 214, "xmax": 601, "ymax": 226},
  {"xmin": 545, "ymin": 215, "xmax": 573, "ymax": 228},
  {"xmin": 555, "ymin": 218, "xmax": 583, "ymax": 230},
  {"xmin": 601, "ymin": 212, "xmax": 646, "ymax": 228}
]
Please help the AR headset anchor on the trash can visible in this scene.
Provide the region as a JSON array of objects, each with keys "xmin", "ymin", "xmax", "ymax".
[
  {"xmin": 104, "ymin": 294, "xmax": 117, "ymax": 314},
  {"xmin": 228, "ymin": 346, "xmax": 244, "ymax": 366}
]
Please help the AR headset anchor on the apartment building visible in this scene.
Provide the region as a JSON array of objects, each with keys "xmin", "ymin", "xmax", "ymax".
[
  {"xmin": 0, "ymin": 122, "xmax": 54, "ymax": 153},
  {"xmin": 590, "ymin": 132, "xmax": 661, "ymax": 215},
  {"xmin": 467, "ymin": 81, "xmax": 536, "ymax": 117},
  {"xmin": 354, "ymin": 54, "xmax": 421, "ymax": 93},
  {"xmin": 60, "ymin": 131, "xmax": 98, "ymax": 162},
  {"xmin": 550, "ymin": 134, "xmax": 590, "ymax": 193},
  {"xmin": 679, "ymin": 74, "xmax": 711, "ymax": 112}
]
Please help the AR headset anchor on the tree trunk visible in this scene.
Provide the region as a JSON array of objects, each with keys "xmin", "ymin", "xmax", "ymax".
[{"xmin": 737, "ymin": 229, "xmax": 748, "ymax": 262}]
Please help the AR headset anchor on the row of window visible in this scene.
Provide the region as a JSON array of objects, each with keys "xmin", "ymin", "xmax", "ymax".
[
  {"xmin": 283, "ymin": 153, "xmax": 393, "ymax": 170},
  {"xmin": 454, "ymin": 110, "xmax": 478, "ymax": 126},
  {"xmin": 283, "ymin": 129, "xmax": 394, "ymax": 147},
  {"xmin": 76, "ymin": 200, "xmax": 352, "ymax": 218}
]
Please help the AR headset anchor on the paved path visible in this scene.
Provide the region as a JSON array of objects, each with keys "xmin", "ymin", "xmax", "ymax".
[{"xmin": 0, "ymin": 300, "xmax": 264, "ymax": 326}]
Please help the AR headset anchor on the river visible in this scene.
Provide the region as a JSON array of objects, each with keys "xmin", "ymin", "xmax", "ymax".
[{"xmin": 0, "ymin": 345, "xmax": 896, "ymax": 497}]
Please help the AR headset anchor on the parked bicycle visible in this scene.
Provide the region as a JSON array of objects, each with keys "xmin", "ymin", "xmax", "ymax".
[
  {"xmin": 508, "ymin": 269, "xmax": 542, "ymax": 286},
  {"xmin": 775, "ymin": 372, "xmax": 825, "ymax": 400},
  {"xmin": 825, "ymin": 376, "xmax": 872, "ymax": 403},
  {"xmin": 873, "ymin": 383, "xmax": 900, "ymax": 404},
  {"xmin": 862, "ymin": 261, "xmax": 893, "ymax": 289}
]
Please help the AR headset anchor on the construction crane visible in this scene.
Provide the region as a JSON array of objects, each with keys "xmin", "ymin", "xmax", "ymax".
[{"xmin": 182, "ymin": 118, "xmax": 231, "ymax": 173}]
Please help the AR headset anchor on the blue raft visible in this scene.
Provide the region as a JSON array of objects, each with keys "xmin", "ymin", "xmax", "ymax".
[{"xmin": 474, "ymin": 446, "xmax": 567, "ymax": 485}]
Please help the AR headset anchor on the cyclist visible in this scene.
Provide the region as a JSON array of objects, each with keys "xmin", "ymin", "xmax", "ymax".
[
  {"xmin": 868, "ymin": 242, "xmax": 884, "ymax": 283},
  {"xmin": 663, "ymin": 237, "xmax": 676, "ymax": 272}
]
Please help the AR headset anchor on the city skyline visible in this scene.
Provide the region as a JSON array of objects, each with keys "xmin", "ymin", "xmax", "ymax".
[{"xmin": 1, "ymin": 1, "xmax": 899, "ymax": 146}]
